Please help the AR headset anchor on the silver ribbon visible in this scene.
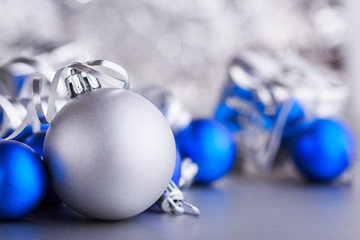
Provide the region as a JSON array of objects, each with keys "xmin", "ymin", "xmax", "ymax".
[
  {"xmin": 2, "ymin": 60, "xmax": 129, "ymax": 140},
  {"xmin": 1, "ymin": 57, "xmax": 57, "ymax": 82}
]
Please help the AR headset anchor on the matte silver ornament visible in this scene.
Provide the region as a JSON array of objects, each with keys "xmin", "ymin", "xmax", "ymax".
[{"xmin": 43, "ymin": 86, "xmax": 176, "ymax": 220}]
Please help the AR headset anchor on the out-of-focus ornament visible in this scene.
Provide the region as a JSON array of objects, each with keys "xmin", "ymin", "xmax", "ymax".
[
  {"xmin": 0, "ymin": 140, "xmax": 47, "ymax": 220},
  {"xmin": 40, "ymin": 61, "xmax": 176, "ymax": 220},
  {"xmin": 176, "ymin": 119, "xmax": 236, "ymax": 184},
  {"xmin": 215, "ymin": 50, "xmax": 349, "ymax": 172},
  {"xmin": 287, "ymin": 119, "xmax": 356, "ymax": 182}
]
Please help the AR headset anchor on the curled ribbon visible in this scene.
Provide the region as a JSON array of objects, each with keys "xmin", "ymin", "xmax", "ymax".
[
  {"xmin": 1, "ymin": 57, "xmax": 57, "ymax": 82},
  {"xmin": 1, "ymin": 60, "xmax": 129, "ymax": 140}
]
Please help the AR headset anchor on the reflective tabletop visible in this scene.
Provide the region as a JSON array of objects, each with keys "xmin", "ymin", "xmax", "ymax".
[{"xmin": 1, "ymin": 173, "xmax": 359, "ymax": 240}]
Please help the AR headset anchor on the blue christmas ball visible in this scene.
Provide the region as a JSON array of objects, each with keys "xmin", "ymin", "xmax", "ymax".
[
  {"xmin": 289, "ymin": 119, "xmax": 356, "ymax": 182},
  {"xmin": 171, "ymin": 149, "xmax": 182, "ymax": 186},
  {"xmin": 22, "ymin": 131, "xmax": 62, "ymax": 205},
  {"xmin": 176, "ymin": 119, "xmax": 236, "ymax": 184},
  {"xmin": 0, "ymin": 140, "xmax": 47, "ymax": 220}
]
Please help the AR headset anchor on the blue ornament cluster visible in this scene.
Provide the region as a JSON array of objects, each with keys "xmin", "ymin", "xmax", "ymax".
[{"xmin": 214, "ymin": 55, "xmax": 357, "ymax": 183}]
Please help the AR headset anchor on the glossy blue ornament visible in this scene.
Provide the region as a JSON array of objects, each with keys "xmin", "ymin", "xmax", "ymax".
[
  {"xmin": 171, "ymin": 149, "xmax": 182, "ymax": 186},
  {"xmin": 176, "ymin": 119, "xmax": 236, "ymax": 184},
  {"xmin": 22, "ymin": 131, "xmax": 62, "ymax": 205},
  {"xmin": 288, "ymin": 119, "xmax": 356, "ymax": 182},
  {"xmin": 0, "ymin": 140, "xmax": 47, "ymax": 220}
]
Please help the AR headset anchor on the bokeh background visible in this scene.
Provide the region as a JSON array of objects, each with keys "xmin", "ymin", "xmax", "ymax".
[{"xmin": 0, "ymin": 0, "xmax": 356, "ymax": 118}]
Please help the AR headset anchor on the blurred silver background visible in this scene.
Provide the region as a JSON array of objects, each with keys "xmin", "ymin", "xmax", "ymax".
[{"xmin": 0, "ymin": 0, "xmax": 355, "ymax": 121}]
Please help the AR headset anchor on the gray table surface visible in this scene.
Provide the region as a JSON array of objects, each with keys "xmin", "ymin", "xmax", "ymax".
[{"xmin": 1, "ymin": 173, "xmax": 359, "ymax": 240}]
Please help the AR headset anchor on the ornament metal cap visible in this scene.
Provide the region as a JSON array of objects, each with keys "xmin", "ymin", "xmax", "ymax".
[{"xmin": 65, "ymin": 68, "xmax": 101, "ymax": 99}]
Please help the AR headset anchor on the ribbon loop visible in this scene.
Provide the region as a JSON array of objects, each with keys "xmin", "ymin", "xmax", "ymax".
[{"xmin": 1, "ymin": 60, "xmax": 130, "ymax": 140}]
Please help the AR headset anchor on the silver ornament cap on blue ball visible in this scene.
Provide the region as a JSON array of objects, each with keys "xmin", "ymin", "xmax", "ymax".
[{"xmin": 43, "ymin": 68, "xmax": 176, "ymax": 220}]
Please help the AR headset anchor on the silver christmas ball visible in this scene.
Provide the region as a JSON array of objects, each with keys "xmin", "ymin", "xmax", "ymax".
[{"xmin": 43, "ymin": 88, "xmax": 176, "ymax": 220}]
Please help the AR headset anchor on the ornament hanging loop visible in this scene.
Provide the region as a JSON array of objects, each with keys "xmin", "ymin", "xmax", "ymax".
[{"xmin": 159, "ymin": 181, "xmax": 200, "ymax": 217}]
